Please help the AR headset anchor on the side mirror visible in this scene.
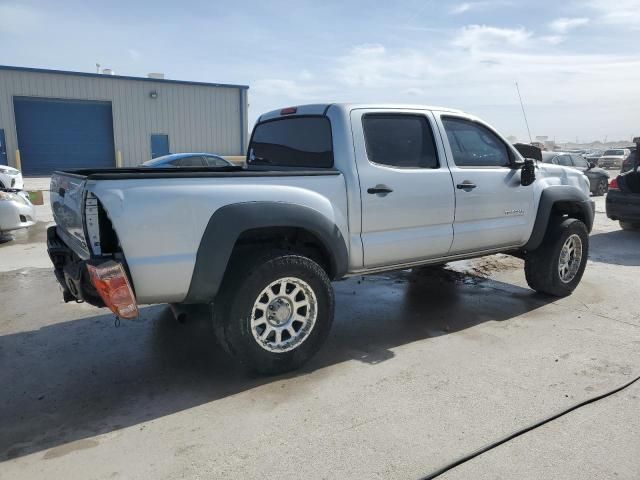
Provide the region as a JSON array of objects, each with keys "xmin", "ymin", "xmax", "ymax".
[
  {"xmin": 588, "ymin": 161, "xmax": 596, "ymax": 169},
  {"xmin": 521, "ymin": 158, "xmax": 536, "ymax": 186}
]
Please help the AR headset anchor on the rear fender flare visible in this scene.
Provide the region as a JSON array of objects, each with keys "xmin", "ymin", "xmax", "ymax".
[{"xmin": 183, "ymin": 202, "xmax": 348, "ymax": 303}]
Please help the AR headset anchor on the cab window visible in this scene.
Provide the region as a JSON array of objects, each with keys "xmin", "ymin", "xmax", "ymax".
[{"xmin": 442, "ymin": 117, "xmax": 511, "ymax": 167}]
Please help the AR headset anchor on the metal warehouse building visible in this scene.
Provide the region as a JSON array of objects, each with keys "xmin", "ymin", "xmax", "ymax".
[{"xmin": 0, "ymin": 65, "xmax": 249, "ymax": 175}]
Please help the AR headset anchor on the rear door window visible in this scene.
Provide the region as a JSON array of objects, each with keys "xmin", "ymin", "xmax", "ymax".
[
  {"xmin": 362, "ymin": 114, "xmax": 439, "ymax": 168},
  {"xmin": 248, "ymin": 116, "xmax": 333, "ymax": 168},
  {"xmin": 176, "ymin": 156, "xmax": 205, "ymax": 167},
  {"xmin": 204, "ymin": 156, "xmax": 229, "ymax": 167}
]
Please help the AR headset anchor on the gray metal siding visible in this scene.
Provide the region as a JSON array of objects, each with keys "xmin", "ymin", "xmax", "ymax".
[{"xmin": 0, "ymin": 69, "xmax": 246, "ymax": 169}]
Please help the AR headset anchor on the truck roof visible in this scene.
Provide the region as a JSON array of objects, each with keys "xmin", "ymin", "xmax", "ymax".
[{"xmin": 257, "ymin": 103, "xmax": 464, "ymax": 122}]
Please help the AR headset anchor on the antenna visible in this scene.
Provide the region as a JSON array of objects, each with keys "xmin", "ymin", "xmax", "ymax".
[
  {"xmin": 96, "ymin": 63, "xmax": 100, "ymax": 74},
  {"xmin": 515, "ymin": 82, "xmax": 532, "ymax": 143}
]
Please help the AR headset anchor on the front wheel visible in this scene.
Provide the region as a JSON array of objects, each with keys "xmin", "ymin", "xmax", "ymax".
[
  {"xmin": 524, "ymin": 218, "xmax": 589, "ymax": 297},
  {"xmin": 213, "ymin": 254, "xmax": 334, "ymax": 375}
]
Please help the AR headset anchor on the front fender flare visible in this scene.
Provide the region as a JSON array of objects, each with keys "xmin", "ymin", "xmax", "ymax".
[{"xmin": 524, "ymin": 186, "xmax": 594, "ymax": 251}]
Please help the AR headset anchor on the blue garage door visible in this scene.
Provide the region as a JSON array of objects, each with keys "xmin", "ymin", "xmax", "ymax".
[{"xmin": 14, "ymin": 97, "xmax": 115, "ymax": 175}]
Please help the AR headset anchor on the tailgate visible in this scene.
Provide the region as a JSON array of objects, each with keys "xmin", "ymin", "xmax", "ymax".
[{"xmin": 50, "ymin": 172, "xmax": 91, "ymax": 259}]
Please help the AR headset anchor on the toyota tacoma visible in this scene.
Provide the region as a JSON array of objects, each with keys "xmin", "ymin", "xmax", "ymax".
[{"xmin": 48, "ymin": 104, "xmax": 595, "ymax": 374}]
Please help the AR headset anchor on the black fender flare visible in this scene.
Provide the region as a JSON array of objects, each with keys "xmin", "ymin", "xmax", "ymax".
[
  {"xmin": 183, "ymin": 202, "xmax": 348, "ymax": 303},
  {"xmin": 524, "ymin": 186, "xmax": 594, "ymax": 251}
]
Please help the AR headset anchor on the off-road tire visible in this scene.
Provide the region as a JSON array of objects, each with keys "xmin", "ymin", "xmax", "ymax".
[
  {"xmin": 213, "ymin": 254, "xmax": 334, "ymax": 375},
  {"xmin": 594, "ymin": 178, "xmax": 608, "ymax": 196},
  {"xmin": 525, "ymin": 218, "xmax": 589, "ymax": 297},
  {"xmin": 620, "ymin": 221, "xmax": 640, "ymax": 231}
]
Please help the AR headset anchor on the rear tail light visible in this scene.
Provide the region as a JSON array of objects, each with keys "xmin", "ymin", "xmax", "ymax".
[
  {"xmin": 609, "ymin": 176, "xmax": 620, "ymax": 191},
  {"xmin": 280, "ymin": 106, "xmax": 297, "ymax": 115},
  {"xmin": 87, "ymin": 261, "xmax": 139, "ymax": 319}
]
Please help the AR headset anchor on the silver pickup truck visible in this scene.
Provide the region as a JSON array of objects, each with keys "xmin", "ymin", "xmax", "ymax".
[{"xmin": 48, "ymin": 103, "xmax": 595, "ymax": 374}]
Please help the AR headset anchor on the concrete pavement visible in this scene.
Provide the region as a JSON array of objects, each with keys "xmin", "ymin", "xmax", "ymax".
[{"xmin": 0, "ymin": 196, "xmax": 638, "ymax": 479}]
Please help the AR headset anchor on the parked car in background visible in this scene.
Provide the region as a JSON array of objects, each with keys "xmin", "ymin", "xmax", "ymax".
[
  {"xmin": 598, "ymin": 148, "xmax": 630, "ymax": 170},
  {"xmin": 542, "ymin": 151, "xmax": 610, "ymax": 196},
  {"xmin": 607, "ymin": 166, "xmax": 640, "ymax": 230},
  {"xmin": 141, "ymin": 153, "xmax": 235, "ymax": 168},
  {"xmin": 620, "ymin": 146, "xmax": 637, "ymax": 173},
  {"xmin": 0, "ymin": 165, "xmax": 24, "ymax": 190},
  {"xmin": 0, "ymin": 189, "xmax": 36, "ymax": 238},
  {"xmin": 584, "ymin": 149, "xmax": 604, "ymax": 164}
]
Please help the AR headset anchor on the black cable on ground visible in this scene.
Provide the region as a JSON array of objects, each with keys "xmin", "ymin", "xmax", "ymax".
[{"xmin": 420, "ymin": 374, "xmax": 640, "ymax": 480}]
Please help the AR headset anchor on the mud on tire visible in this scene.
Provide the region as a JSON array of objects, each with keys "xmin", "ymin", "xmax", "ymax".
[
  {"xmin": 524, "ymin": 218, "xmax": 589, "ymax": 297},
  {"xmin": 213, "ymin": 254, "xmax": 334, "ymax": 375}
]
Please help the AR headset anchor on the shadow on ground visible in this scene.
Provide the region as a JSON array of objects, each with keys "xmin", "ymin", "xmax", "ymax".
[
  {"xmin": 0, "ymin": 266, "xmax": 552, "ymax": 460},
  {"xmin": 589, "ymin": 230, "xmax": 640, "ymax": 267}
]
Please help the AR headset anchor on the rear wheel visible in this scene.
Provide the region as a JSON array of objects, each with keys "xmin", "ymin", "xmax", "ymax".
[
  {"xmin": 594, "ymin": 178, "xmax": 608, "ymax": 196},
  {"xmin": 213, "ymin": 254, "xmax": 334, "ymax": 375},
  {"xmin": 525, "ymin": 218, "xmax": 589, "ymax": 297},
  {"xmin": 620, "ymin": 221, "xmax": 640, "ymax": 231}
]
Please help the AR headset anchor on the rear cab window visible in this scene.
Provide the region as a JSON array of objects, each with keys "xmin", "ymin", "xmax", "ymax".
[{"xmin": 248, "ymin": 116, "xmax": 333, "ymax": 168}]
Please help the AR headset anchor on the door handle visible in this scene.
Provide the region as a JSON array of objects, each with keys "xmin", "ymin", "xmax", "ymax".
[
  {"xmin": 456, "ymin": 181, "xmax": 477, "ymax": 190},
  {"xmin": 367, "ymin": 185, "xmax": 394, "ymax": 195}
]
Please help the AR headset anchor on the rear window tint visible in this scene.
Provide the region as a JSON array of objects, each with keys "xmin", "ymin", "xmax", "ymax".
[
  {"xmin": 248, "ymin": 116, "xmax": 333, "ymax": 168},
  {"xmin": 362, "ymin": 114, "xmax": 439, "ymax": 168}
]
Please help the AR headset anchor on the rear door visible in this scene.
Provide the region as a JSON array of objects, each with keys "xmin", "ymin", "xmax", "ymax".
[
  {"xmin": 435, "ymin": 113, "xmax": 535, "ymax": 254},
  {"xmin": 351, "ymin": 109, "xmax": 455, "ymax": 268}
]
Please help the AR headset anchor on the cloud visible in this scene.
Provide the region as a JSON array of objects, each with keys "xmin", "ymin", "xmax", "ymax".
[
  {"xmin": 541, "ymin": 35, "xmax": 564, "ymax": 45},
  {"xmin": 453, "ymin": 25, "xmax": 532, "ymax": 50},
  {"xmin": 252, "ymin": 78, "xmax": 330, "ymax": 101},
  {"xmin": 548, "ymin": 17, "xmax": 589, "ymax": 34},
  {"xmin": 0, "ymin": 4, "xmax": 43, "ymax": 34},
  {"xmin": 332, "ymin": 44, "xmax": 437, "ymax": 89},
  {"xmin": 451, "ymin": 3, "xmax": 472, "ymax": 14},
  {"xmin": 587, "ymin": 0, "xmax": 640, "ymax": 27},
  {"xmin": 449, "ymin": 1, "xmax": 510, "ymax": 14}
]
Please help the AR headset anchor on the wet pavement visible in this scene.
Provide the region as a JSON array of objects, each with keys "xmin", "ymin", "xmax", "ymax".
[{"xmin": 0, "ymin": 196, "xmax": 639, "ymax": 479}]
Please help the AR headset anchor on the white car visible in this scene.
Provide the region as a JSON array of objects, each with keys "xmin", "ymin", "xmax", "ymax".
[
  {"xmin": 598, "ymin": 148, "xmax": 630, "ymax": 170},
  {"xmin": 0, "ymin": 165, "xmax": 24, "ymax": 190},
  {"xmin": 0, "ymin": 189, "xmax": 36, "ymax": 237}
]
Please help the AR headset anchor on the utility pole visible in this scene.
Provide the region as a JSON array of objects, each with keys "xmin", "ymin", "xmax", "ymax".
[{"xmin": 515, "ymin": 82, "xmax": 532, "ymax": 143}]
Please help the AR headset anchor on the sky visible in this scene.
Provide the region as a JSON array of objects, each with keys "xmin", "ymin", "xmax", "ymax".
[{"xmin": 1, "ymin": 0, "xmax": 639, "ymax": 143}]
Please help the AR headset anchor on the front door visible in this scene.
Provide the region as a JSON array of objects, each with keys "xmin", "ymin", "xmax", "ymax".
[
  {"xmin": 150, "ymin": 134, "xmax": 170, "ymax": 159},
  {"xmin": 351, "ymin": 109, "xmax": 456, "ymax": 268},
  {"xmin": 436, "ymin": 114, "xmax": 535, "ymax": 254},
  {"xmin": 0, "ymin": 129, "xmax": 7, "ymax": 166}
]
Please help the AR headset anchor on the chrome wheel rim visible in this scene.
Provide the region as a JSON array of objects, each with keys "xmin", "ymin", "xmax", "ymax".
[
  {"xmin": 251, "ymin": 277, "xmax": 317, "ymax": 353},
  {"xmin": 558, "ymin": 234, "xmax": 583, "ymax": 283}
]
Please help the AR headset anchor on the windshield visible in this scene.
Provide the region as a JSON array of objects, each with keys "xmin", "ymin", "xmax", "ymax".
[{"xmin": 603, "ymin": 150, "xmax": 624, "ymax": 156}]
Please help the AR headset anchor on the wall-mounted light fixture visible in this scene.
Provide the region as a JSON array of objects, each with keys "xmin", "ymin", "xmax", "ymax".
[{"xmin": 149, "ymin": 90, "xmax": 158, "ymax": 99}]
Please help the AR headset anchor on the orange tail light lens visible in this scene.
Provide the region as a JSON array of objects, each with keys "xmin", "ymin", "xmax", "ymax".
[{"xmin": 87, "ymin": 261, "xmax": 139, "ymax": 319}]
